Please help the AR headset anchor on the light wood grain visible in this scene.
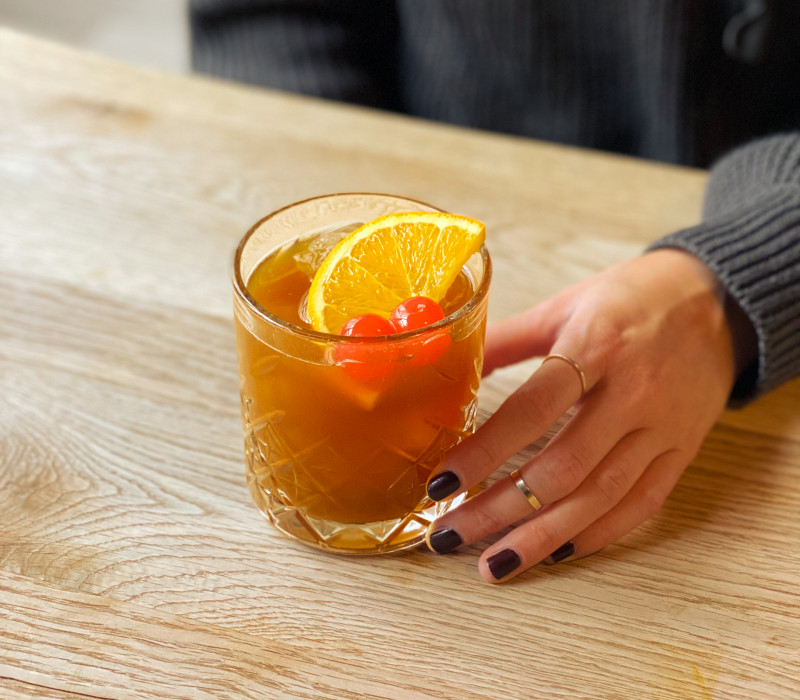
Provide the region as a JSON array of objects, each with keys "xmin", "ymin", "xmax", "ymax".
[
  {"xmin": 0, "ymin": 571, "xmax": 438, "ymax": 699},
  {"xmin": 2, "ymin": 28, "xmax": 799, "ymax": 700}
]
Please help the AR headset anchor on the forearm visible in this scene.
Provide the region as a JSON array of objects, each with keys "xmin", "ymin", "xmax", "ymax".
[{"xmin": 647, "ymin": 132, "xmax": 800, "ymax": 404}]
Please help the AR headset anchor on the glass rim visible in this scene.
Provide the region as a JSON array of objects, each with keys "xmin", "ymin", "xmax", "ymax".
[{"xmin": 231, "ymin": 192, "xmax": 492, "ymax": 344}]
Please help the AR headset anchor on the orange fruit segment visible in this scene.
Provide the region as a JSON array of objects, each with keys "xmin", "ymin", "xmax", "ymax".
[{"xmin": 307, "ymin": 212, "xmax": 485, "ymax": 334}]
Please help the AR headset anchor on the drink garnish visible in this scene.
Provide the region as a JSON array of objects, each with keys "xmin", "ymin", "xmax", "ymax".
[
  {"xmin": 336, "ymin": 314, "xmax": 399, "ymax": 381},
  {"xmin": 307, "ymin": 212, "xmax": 485, "ymax": 334},
  {"xmin": 391, "ymin": 297, "xmax": 451, "ymax": 365}
]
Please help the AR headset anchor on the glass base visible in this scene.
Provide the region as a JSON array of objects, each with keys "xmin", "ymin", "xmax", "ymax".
[{"xmin": 247, "ymin": 471, "xmax": 466, "ymax": 555}]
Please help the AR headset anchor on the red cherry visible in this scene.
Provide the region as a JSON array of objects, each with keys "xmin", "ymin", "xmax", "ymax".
[
  {"xmin": 391, "ymin": 297, "xmax": 451, "ymax": 367},
  {"xmin": 340, "ymin": 314, "xmax": 396, "ymax": 337},
  {"xmin": 390, "ymin": 296, "xmax": 445, "ymax": 331},
  {"xmin": 403, "ymin": 331, "xmax": 452, "ymax": 367},
  {"xmin": 336, "ymin": 314, "xmax": 397, "ymax": 381}
]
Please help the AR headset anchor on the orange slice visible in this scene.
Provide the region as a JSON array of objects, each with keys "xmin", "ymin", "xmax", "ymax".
[{"xmin": 307, "ymin": 212, "xmax": 485, "ymax": 334}]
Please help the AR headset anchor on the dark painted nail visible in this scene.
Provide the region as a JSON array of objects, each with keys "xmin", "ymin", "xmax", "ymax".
[
  {"xmin": 427, "ymin": 528, "xmax": 463, "ymax": 554},
  {"xmin": 486, "ymin": 549, "xmax": 521, "ymax": 580},
  {"xmin": 549, "ymin": 541, "xmax": 575, "ymax": 563},
  {"xmin": 427, "ymin": 471, "xmax": 460, "ymax": 501}
]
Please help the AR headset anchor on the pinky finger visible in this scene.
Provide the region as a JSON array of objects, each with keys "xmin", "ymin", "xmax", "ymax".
[{"xmin": 544, "ymin": 448, "xmax": 690, "ymax": 565}]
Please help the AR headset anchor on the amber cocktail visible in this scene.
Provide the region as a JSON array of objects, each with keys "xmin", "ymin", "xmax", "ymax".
[{"xmin": 232, "ymin": 194, "xmax": 491, "ymax": 554}]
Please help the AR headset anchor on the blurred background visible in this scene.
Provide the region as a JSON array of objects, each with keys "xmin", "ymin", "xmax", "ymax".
[{"xmin": 0, "ymin": 0, "xmax": 189, "ymax": 73}]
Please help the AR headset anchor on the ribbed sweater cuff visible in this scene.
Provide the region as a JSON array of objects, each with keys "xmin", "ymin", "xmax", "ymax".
[{"xmin": 648, "ymin": 185, "xmax": 800, "ymax": 405}]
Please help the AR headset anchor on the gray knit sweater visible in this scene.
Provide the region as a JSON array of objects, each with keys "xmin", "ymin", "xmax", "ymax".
[
  {"xmin": 650, "ymin": 133, "xmax": 800, "ymax": 402},
  {"xmin": 190, "ymin": 0, "xmax": 800, "ymax": 403}
]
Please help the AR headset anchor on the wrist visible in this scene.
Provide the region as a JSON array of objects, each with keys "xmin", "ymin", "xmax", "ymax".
[{"xmin": 646, "ymin": 248, "xmax": 759, "ymax": 382}]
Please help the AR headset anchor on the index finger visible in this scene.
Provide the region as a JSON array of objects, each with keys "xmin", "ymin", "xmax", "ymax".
[
  {"xmin": 481, "ymin": 294, "xmax": 572, "ymax": 376},
  {"xmin": 426, "ymin": 354, "xmax": 589, "ymax": 501}
]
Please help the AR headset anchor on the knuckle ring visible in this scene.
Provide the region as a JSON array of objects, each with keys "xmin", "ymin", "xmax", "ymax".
[
  {"xmin": 509, "ymin": 468, "xmax": 543, "ymax": 511},
  {"xmin": 543, "ymin": 353, "xmax": 588, "ymax": 398}
]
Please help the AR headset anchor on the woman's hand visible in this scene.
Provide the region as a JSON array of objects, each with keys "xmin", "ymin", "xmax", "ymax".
[{"xmin": 425, "ymin": 249, "xmax": 747, "ymax": 582}]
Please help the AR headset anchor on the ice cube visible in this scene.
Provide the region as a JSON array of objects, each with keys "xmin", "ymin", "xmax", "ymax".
[{"xmin": 294, "ymin": 224, "xmax": 357, "ymax": 276}]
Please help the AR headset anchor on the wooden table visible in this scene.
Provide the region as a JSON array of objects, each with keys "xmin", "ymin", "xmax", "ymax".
[{"xmin": 2, "ymin": 29, "xmax": 799, "ymax": 699}]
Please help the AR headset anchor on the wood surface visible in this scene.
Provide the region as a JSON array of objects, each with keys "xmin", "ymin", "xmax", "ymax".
[{"xmin": 1, "ymin": 28, "xmax": 799, "ymax": 699}]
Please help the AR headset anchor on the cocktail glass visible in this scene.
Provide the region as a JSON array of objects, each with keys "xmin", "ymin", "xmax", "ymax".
[{"xmin": 232, "ymin": 193, "xmax": 491, "ymax": 554}]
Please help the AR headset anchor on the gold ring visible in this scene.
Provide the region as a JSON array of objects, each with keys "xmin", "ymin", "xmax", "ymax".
[
  {"xmin": 543, "ymin": 353, "xmax": 587, "ymax": 398},
  {"xmin": 509, "ymin": 469, "xmax": 543, "ymax": 511}
]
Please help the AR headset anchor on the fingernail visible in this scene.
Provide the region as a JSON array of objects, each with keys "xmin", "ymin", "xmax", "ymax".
[
  {"xmin": 486, "ymin": 549, "xmax": 521, "ymax": 580},
  {"xmin": 427, "ymin": 471, "xmax": 460, "ymax": 501},
  {"xmin": 548, "ymin": 541, "xmax": 575, "ymax": 564},
  {"xmin": 427, "ymin": 528, "xmax": 463, "ymax": 554}
]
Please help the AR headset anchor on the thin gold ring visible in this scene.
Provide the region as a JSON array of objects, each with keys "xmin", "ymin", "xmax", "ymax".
[
  {"xmin": 543, "ymin": 353, "xmax": 587, "ymax": 398},
  {"xmin": 509, "ymin": 469, "xmax": 543, "ymax": 511}
]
